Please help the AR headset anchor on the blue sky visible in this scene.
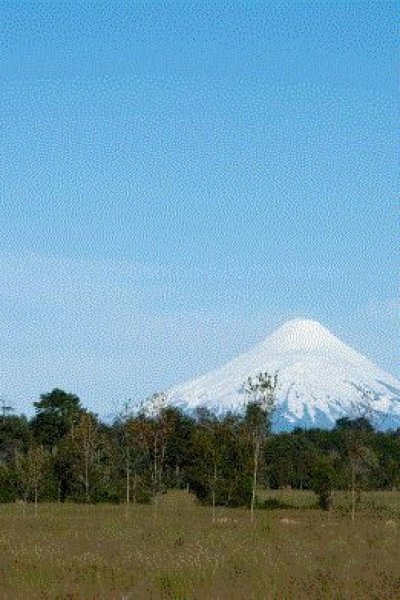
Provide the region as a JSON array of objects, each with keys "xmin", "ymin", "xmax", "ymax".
[{"xmin": 1, "ymin": 1, "xmax": 398, "ymax": 415}]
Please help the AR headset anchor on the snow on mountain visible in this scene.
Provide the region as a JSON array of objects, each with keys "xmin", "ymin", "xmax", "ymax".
[{"xmin": 167, "ymin": 319, "xmax": 400, "ymax": 430}]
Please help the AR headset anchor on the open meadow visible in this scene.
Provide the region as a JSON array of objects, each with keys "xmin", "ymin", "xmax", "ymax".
[{"xmin": 0, "ymin": 490, "xmax": 399, "ymax": 600}]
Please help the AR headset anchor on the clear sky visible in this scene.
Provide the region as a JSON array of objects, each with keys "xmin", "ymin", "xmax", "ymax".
[{"xmin": 1, "ymin": 1, "xmax": 398, "ymax": 416}]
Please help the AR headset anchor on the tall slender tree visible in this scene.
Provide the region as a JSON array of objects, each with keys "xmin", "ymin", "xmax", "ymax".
[
  {"xmin": 73, "ymin": 412, "xmax": 99, "ymax": 503},
  {"xmin": 192, "ymin": 412, "xmax": 220, "ymax": 521},
  {"xmin": 119, "ymin": 399, "xmax": 135, "ymax": 504},
  {"xmin": 18, "ymin": 444, "xmax": 49, "ymax": 511},
  {"xmin": 244, "ymin": 372, "xmax": 278, "ymax": 521},
  {"xmin": 336, "ymin": 390, "xmax": 378, "ymax": 521}
]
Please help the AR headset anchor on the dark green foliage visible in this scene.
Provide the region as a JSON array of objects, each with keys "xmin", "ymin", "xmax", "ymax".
[
  {"xmin": 0, "ymin": 415, "xmax": 31, "ymax": 463},
  {"xmin": 0, "ymin": 466, "xmax": 18, "ymax": 502},
  {"xmin": 244, "ymin": 401, "xmax": 270, "ymax": 436},
  {"xmin": 31, "ymin": 389, "xmax": 83, "ymax": 450},
  {"xmin": 310, "ymin": 457, "xmax": 336, "ymax": 510},
  {"xmin": 134, "ymin": 481, "xmax": 153, "ymax": 504},
  {"xmin": 265, "ymin": 431, "xmax": 317, "ymax": 489},
  {"xmin": 187, "ymin": 414, "xmax": 252, "ymax": 507},
  {"xmin": 162, "ymin": 408, "xmax": 195, "ymax": 489},
  {"xmin": 0, "ymin": 393, "xmax": 399, "ymax": 508},
  {"xmin": 335, "ymin": 416, "xmax": 374, "ymax": 432},
  {"xmin": 261, "ymin": 497, "xmax": 290, "ymax": 510}
]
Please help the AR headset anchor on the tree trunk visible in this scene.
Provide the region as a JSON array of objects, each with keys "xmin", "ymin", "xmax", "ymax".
[
  {"xmin": 133, "ymin": 472, "xmax": 137, "ymax": 502},
  {"xmin": 126, "ymin": 463, "xmax": 130, "ymax": 504},
  {"xmin": 153, "ymin": 435, "xmax": 158, "ymax": 498},
  {"xmin": 153, "ymin": 435, "xmax": 158, "ymax": 520},
  {"xmin": 351, "ymin": 462, "xmax": 355, "ymax": 523},
  {"xmin": 159, "ymin": 441, "xmax": 167, "ymax": 494},
  {"xmin": 212, "ymin": 460, "xmax": 217, "ymax": 523},
  {"xmin": 251, "ymin": 436, "xmax": 260, "ymax": 522},
  {"xmin": 85, "ymin": 450, "xmax": 89, "ymax": 503}
]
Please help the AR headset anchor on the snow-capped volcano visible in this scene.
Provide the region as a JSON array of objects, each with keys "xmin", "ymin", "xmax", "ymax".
[{"xmin": 167, "ymin": 319, "xmax": 400, "ymax": 430}]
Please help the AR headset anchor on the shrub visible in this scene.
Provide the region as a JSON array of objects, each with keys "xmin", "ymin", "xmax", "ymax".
[
  {"xmin": 0, "ymin": 467, "xmax": 18, "ymax": 502},
  {"xmin": 310, "ymin": 457, "xmax": 336, "ymax": 510},
  {"xmin": 260, "ymin": 497, "xmax": 289, "ymax": 510}
]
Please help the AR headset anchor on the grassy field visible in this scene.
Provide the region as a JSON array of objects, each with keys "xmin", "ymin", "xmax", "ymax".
[{"xmin": 0, "ymin": 490, "xmax": 399, "ymax": 599}]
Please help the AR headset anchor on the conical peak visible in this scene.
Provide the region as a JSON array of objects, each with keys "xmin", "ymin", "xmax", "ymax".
[
  {"xmin": 276, "ymin": 318, "xmax": 330, "ymax": 336},
  {"xmin": 265, "ymin": 318, "xmax": 340, "ymax": 353},
  {"xmin": 168, "ymin": 316, "xmax": 400, "ymax": 430}
]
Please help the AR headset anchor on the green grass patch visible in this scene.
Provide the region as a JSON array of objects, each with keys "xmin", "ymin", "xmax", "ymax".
[{"xmin": 0, "ymin": 490, "xmax": 399, "ymax": 599}]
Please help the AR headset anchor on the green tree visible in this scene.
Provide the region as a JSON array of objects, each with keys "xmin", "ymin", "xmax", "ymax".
[
  {"xmin": 18, "ymin": 444, "xmax": 49, "ymax": 509},
  {"xmin": 335, "ymin": 416, "xmax": 378, "ymax": 521},
  {"xmin": 162, "ymin": 407, "xmax": 194, "ymax": 490},
  {"xmin": 118, "ymin": 400, "xmax": 135, "ymax": 504},
  {"xmin": 310, "ymin": 456, "xmax": 336, "ymax": 510},
  {"xmin": 191, "ymin": 413, "xmax": 221, "ymax": 522},
  {"xmin": 132, "ymin": 393, "xmax": 175, "ymax": 508},
  {"xmin": 31, "ymin": 389, "xmax": 83, "ymax": 451},
  {"xmin": 72, "ymin": 412, "xmax": 99, "ymax": 503},
  {"xmin": 188, "ymin": 413, "xmax": 252, "ymax": 508},
  {"xmin": 0, "ymin": 415, "xmax": 31, "ymax": 466},
  {"xmin": 244, "ymin": 372, "xmax": 278, "ymax": 520}
]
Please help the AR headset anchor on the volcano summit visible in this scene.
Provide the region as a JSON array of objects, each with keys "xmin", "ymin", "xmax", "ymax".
[{"xmin": 167, "ymin": 319, "xmax": 400, "ymax": 430}]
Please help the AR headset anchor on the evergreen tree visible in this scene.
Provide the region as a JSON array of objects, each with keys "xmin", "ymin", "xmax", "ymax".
[{"xmin": 31, "ymin": 389, "xmax": 83, "ymax": 451}]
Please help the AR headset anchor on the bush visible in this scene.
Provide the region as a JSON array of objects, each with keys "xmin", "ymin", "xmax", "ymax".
[
  {"xmin": 0, "ymin": 467, "xmax": 18, "ymax": 502},
  {"xmin": 260, "ymin": 497, "xmax": 289, "ymax": 510},
  {"xmin": 310, "ymin": 457, "xmax": 336, "ymax": 510},
  {"xmin": 188, "ymin": 471, "xmax": 252, "ymax": 508}
]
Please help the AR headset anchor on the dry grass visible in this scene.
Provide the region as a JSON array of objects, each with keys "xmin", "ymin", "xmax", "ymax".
[{"xmin": 0, "ymin": 490, "xmax": 399, "ymax": 599}]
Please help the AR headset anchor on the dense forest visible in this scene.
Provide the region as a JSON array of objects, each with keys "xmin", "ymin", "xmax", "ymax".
[{"xmin": 1, "ymin": 386, "xmax": 399, "ymax": 511}]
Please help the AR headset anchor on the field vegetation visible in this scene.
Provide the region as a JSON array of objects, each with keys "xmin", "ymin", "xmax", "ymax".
[{"xmin": 0, "ymin": 490, "xmax": 399, "ymax": 599}]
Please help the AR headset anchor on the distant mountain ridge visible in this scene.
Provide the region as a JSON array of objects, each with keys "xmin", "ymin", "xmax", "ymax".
[{"xmin": 167, "ymin": 319, "xmax": 400, "ymax": 430}]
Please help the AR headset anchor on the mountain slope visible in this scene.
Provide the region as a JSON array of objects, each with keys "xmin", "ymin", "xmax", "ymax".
[{"xmin": 167, "ymin": 319, "xmax": 400, "ymax": 430}]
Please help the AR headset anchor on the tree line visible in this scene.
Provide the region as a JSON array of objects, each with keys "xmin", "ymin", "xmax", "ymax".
[{"xmin": 0, "ymin": 383, "xmax": 399, "ymax": 514}]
